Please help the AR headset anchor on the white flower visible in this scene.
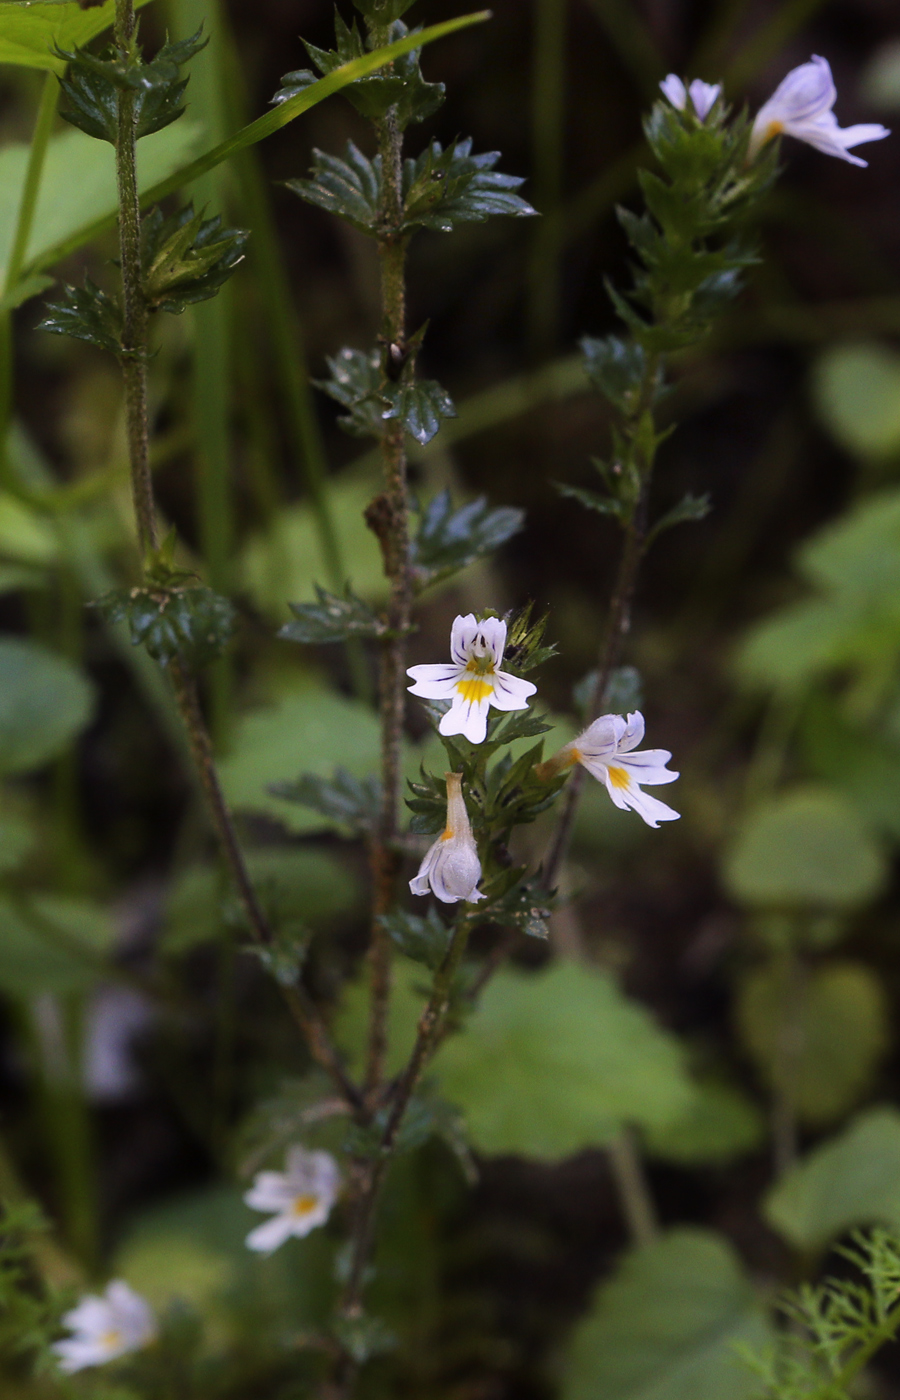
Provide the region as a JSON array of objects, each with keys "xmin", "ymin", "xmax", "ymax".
[
  {"xmin": 407, "ymin": 614, "xmax": 537, "ymax": 745},
  {"xmin": 659, "ymin": 74, "xmax": 721, "ymax": 121},
  {"xmin": 244, "ymin": 1146, "xmax": 340, "ymax": 1254},
  {"xmin": 52, "ymin": 1281, "xmax": 155, "ymax": 1374},
  {"xmin": 749, "ymin": 54, "xmax": 889, "ymax": 166},
  {"xmin": 410, "ymin": 771, "xmax": 484, "ymax": 904},
  {"xmin": 545, "ymin": 711, "xmax": 680, "ymax": 828}
]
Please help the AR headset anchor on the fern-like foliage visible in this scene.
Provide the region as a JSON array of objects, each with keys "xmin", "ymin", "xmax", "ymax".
[{"xmin": 747, "ymin": 1229, "xmax": 900, "ymax": 1400}]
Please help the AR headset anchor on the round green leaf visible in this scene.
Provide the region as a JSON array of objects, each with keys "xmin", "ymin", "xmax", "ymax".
[
  {"xmin": 0, "ymin": 637, "xmax": 95, "ymax": 774},
  {"xmin": 812, "ymin": 343, "xmax": 900, "ymax": 460},
  {"xmin": 735, "ymin": 959, "xmax": 889, "ymax": 1126},
  {"xmin": 644, "ymin": 1079, "xmax": 765, "ymax": 1167},
  {"xmin": 435, "ymin": 962, "xmax": 694, "ymax": 1160},
  {"xmin": 764, "ymin": 1106, "xmax": 900, "ymax": 1251},
  {"xmin": 0, "ymin": 895, "xmax": 113, "ymax": 996},
  {"xmin": 562, "ymin": 1228, "xmax": 771, "ymax": 1400},
  {"xmin": 723, "ymin": 788, "xmax": 886, "ymax": 910}
]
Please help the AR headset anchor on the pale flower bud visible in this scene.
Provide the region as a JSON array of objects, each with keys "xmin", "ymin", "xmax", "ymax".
[{"xmin": 410, "ymin": 772, "xmax": 485, "ymax": 904}]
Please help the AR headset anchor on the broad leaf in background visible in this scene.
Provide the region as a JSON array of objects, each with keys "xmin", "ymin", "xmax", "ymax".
[
  {"xmin": 435, "ymin": 962, "xmax": 693, "ymax": 1159},
  {"xmin": 644, "ymin": 1079, "xmax": 765, "ymax": 1167},
  {"xmin": 0, "ymin": 813, "xmax": 36, "ymax": 876},
  {"xmin": 239, "ymin": 473, "xmax": 386, "ymax": 620},
  {"xmin": 812, "ymin": 342, "xmax": 900, "ymax": 461},
  {"xmin": 764, "ymin": 1107, "xmax": 900, "ymax": 1251},
  {"xmin": 723, "ymin": 787, "xmax": 886, "ymax": 912},
  {"xmin": 738, "ymin": 488, "xmax": 900, "ymax": 693},
  {"xmin": 0, "ymin": 0, "xmax": 152, "ymax": 73},
  {"xmin": 736, "ymin": 960, "xmax": 889, "ymax": 1126},
  {"xmin": 161, "ymin": 848, "xmax": 360, "ymax": 955},
  {"xmin": 0, "ymin": 492, "xmax": 59, "ymax": 567},
  {"xmin": 0, "ymin": 896, "xmax": 113, "ymax": 996},
  {"xmin": 561, "ymin": 1228, "xmax": 771, "ymax": 1400},
  {"xmin": 0, "ymin": 637, "xmax": 95, "ymax": 774},
  {"xmin": 800, "ymin": 695, "xmax": 900, "ymax": 843},
  {"xmin": 0, "ymin": 122, "xmax": 202, "ymax": 294},
  {"xmin": 336, "ymin": 958, "xmax": 429, "ymax": 1079}
]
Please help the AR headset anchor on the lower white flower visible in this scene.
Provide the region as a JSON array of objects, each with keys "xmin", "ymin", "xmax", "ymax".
[
  {"xmin": 660, "ymin": 74, "xmax": 721, "ymax": 121},
  {"xmin": 410, "ymin": 771, "xmax": 484, "ymax": 904},
  {"xmin": 407, "ymin": 613, "xmax": 536, "ymax": 745},
  {"xmin": 537, "ymin": 711, "xmax": 679, "ymax": 828},
  {"xmin": 749, "ymin": 54, "xmax": 889, "ymax": 166},
  {"xmin": 244, "ymin": 1146, "xmax": 340, "ymax": 1254},
  {"xmin": 52, "ymin": 1280, "xmax": 155, "ymax": 1374}
]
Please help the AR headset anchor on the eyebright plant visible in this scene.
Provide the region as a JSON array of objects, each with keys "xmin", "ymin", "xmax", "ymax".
[{"xmin": 26, "ymin": 0, "xmax": 895, "ymax": 1392}]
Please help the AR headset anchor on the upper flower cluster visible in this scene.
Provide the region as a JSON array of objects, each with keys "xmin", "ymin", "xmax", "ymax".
[{"xmin": 660, "ymin": 54, "xmax": 889, "ymax": 167}]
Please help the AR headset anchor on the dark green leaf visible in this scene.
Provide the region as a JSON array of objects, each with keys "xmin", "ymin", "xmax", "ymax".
[
  {"xmin": 381, "ymin": 377, "xmax": 456, "ymax": 446},
  {"xmin": 314, "ymin": 344, "xmax": 386, "ymax": 437},
  {"xmin": 279, "ymin": 584, "xmax": 385, "ymax": 644},
  {"xmin": 581, "ymin": 334, "xmax": 663, "ymax": 414},
  {"xmin": 285, "ymin": 140, "xmax": 380, "ymax": 235},
  {"xmin": 411, "ymin": 489, "xmax": 524, "ymax": 588},
  {"xmin": 57, "ymin": 30, "xmax": 206, "ymax": 143},
  {"xmin": 556, "ymin": 481, "xmax": 627, "ymax": 523},
  {"xmin": 484, "ymin": 880, "xmax": 552, "ymax": 939},
  {"xmin": 405, "ymin": 766, "xmax": 447, "ymax": 835},
  {"xmin": 94, "ymin": 583, "xmax": 237, "ymax": 667},
  {"xmin": 502, "ymin": 603, "xmax": 557, "ymax": 675},
  {"xmin": 352, "ymin": 0, "xmax": 418, "ymax": 22},
  {"xmin": 646, "ymin": 491, "xmax": 711, "ymax": 545},
  {"xmin": 38, "ymin": 276, "xmax": 121, "ymax": 353},
  {"xmin": 402, "ymin": 138, "xmax": 537, "ymax": 233},
  {"xmin": 141, "ymin": 204, "xmax": 248, "ymax": 313},
  {"xmin": 288, "ymin": 15, "xmax": 444, "ymax": 128},
  {"xmin": 245, "ymin": 927, "xmax": 311, "ymax": 988},
  {"xmin": 0, "ymin": 638, "xmax": 95, "ymax": 775},
  {"xmin": 270, "ymin": 767, "xmax": 381, "ymax": 833},
  {"xmin": 379, "ymin": 906, "xmax": 452, "ymax": 970}
]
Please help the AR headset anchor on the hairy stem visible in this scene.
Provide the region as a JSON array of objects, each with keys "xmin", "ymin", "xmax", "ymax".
[
  {"xmin": 111, "ymin": 0, "xmax": 359, "ymax": 1114},
  {"xmin": 541, "ymin": 352, "xmax": 660, "ymax": 891},
  {"xmin": 365, "ymin": 105, "xmax": 412, "ymax": 1095}
]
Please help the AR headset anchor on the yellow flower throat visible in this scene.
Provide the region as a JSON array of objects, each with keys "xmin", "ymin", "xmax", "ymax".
[{"xmin": 456, "ymin": 655, "xmax": 495, "ymax": 705}]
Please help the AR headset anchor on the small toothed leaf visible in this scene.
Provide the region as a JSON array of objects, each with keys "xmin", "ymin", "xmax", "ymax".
[
  {"xmin": 647, "ymin": 491, "xmax": 712, "ymax": 545},
  {"xmin": 57, "ymin": 29, "xmax": 206, "ymax": 143},
  {"xmin": 556, "ymin": 482, "xmax": 628, "ymax": 523},
  {"xmin": 314, "ymin": 345, "xmax": 386, "ymax": 438},
  {"xmin": 411, "ymin": 490, "xmax": 525, "ymax": 589},
  {"xmin": 39, "ymin": 278, "xmax": 121, "ymax": 353},
  {"xmin": 402, "ymin": 138, "xmax": 537, "ymax": 233},
  {"xmin": 269, "ymin": 768, "xmax": 382, "ymax": 834},
  {"xmin": 142, "ymin": 204, "xmax": 248, "ymax": 313},
  {"xmin": 285, "ymin": 141, "xmax": 380, "ymax": 235},
  {"xmin": 279, "ymin": 585, "xmax": 385, "ymax": 644},
  {"xmin": 381, "ymin": 378, "xmax": 456, "ymax": 446},
  {"xmin": 94, "ymin": 583, "xmax": 236, "ymax": 667},
  {"xmin": 379, "ymin": 906, "xmax": 452, "ymax": 970}
]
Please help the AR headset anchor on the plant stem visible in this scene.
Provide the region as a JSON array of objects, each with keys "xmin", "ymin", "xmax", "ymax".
[
  {"xmin": 110, "ymin": 0, "xmax": 360, "ymax": 1114},
  {"xmin": 364, "ymin": 106, "xmax": 412, "ymax": 1095},
  {"xmin": 341, "ymin": 912, "xmax": 474, "ymax": 1322},
  {"xmin": 541, "ymin": 352, "xmax": 660, "ymax": 891},
  {"xmin": 606, "ymin": 1127, "xmax": 658, "ymax": 1247},
  {"xmin": 114, "ymin": 0, "xmax": 158, "ymax": 558}
]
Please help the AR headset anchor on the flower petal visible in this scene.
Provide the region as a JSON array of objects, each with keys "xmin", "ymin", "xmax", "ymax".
[
  {"xmin": 624, "ymin": 788, "xmax": 681, "ymax": 828},
  {"xmin": 489, "ymin": 669, "xmax": 537, "ymax": 711},
  {"xmin": 440, "ymin": 694, "xmax": 490, "ymax": 744},
  {"xmin": 245, "ymin": 1212, "xmax": 298, "ymax": 1255},
  {"xmin": 619, "ymin": 711, "xmax": 646, "ymax": 752},
  {"xmin": 574, "ymin": 714, "xmax": 627, "ymax": 758},
  {"xmin": 688, "ymin": 78, "xmax": 720, "ymax": 120},
  {"xmin": 406, "ymin": 663, "xmax": 463, "ymax": 698},
  {"xmin": 659, "ymin": 73, "xmax": 686, "ymax": 109},
  {"xmin": 244, "ymin": 1173, "xmax": 294, "ymax": 1213},
  {"xmin": 450, "ymin": 614, "xmax": 479, "ymax": 666},
  {"xmin": 476, "ymin": 616, "xmax": 508, "ymax": 666}
]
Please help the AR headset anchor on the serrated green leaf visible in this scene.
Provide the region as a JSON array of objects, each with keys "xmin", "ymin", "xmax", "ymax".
[
  {"xmin": 141, "ymin": 203, "xmax": 248, "ymax": 313},
  {"xmin": 0, "ymin": 637, "xmax": 95, "ymax": 774},
  {"xmin": 313, "ymin": 345, "xmax": 386, "ymax": 437},
  {"xmin": 285, "ymin": 141, "xmax": 380, "ymax": 236},
  {"xmin": 647, "ymin": 491, "xmax": 711, "ymax": 545},
  {"xmin": 723, "ymin": 787, "xmax": 887, "ymax": 911},
  {"xmin": 38, "ymin": 276, "xmax": 121, "ymax": 352},
  {"xmin": 763, "ymin": 1107, "xmax": 900, "ymax": 1251},
  {"xmin": 411, "ymin": 490, "xmax": 524, "ymax": 590},
  {"xmin": 381, "ymin": 377, "xmax": 456, "ymax": 446},
  {"xmin": 379, "ymin": 906, "xmax": 452, "ymax": 970},
  {"xmin": 562, "ymin": 1228, "xmax": 771, "ymax": 1400},
  {"xmin": 483, "ymin": 880, "xmax": 552, "ymax": 939},
  {"xmin": 279, "ymin": 584, "xmax": 384, "ymax": 644},
  {"xmin": 435, "ymin": 962, "xmax": 693, "ymax": 1159},
  {"xmin": 57, "ymin": 29, "xmax": 206, "ymax": 143},
  {"xmin": 0, "ymin": 0, "xmax": 152, "ymax": 74},
  {"xmin": 94, "ymin": 583, "xmax": 237, "ymax": 668},
  {"xmin": 581, "ymin": 334, "xmax": 660, "ymax": 414},
  {"xmin": 736, "ymin": 959, "xmax": 890, "ymax": 1126},
  {"xmin": 556, "ymin": 481, "xmax": 628, "ymax": 522},
  {"xmin": 269, "ymin": 768, "xmax": 381, "ymax": 834},
  {"xmin": 402, "ymin": 138, "xmax": 537, "ymax": 233}
]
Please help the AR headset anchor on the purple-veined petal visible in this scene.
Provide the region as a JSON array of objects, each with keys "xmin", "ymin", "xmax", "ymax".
[
  {"xmin": 477, "ymin": 615, "xmax": 508, "ymax": 666},
  {"xmin": 440, "ymin": 693, "xmax": 491, "ymax": 744},
  {"xmin": 450, "ymin": 614, "xmax": 479, "ymax": 666},
  {"xmin": 406, "ymin": 663, "xmax": 463, "ymax": 698},
  {"xmin": 489, "ymin": 669, "xmax": 537, "ymax": 711}
]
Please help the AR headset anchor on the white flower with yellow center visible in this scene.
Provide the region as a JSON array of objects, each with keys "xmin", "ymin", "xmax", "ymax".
[
  {"xmin": 660, "ymin": 73, "xmax": 721, "ymax": 121},
  {"xmin": 410, "ymin": 771, "xmax": 485, "ymax": 904},
  {"xmin": 244, "ymin": 1146, "xmax": 340, "ymax": 1254},
  {"xmin": 52, "ymin": 1281, "xmax": 155, "ymax": 1374},
  {"xmin": 407, "ymin": 614, "xmax": 536, "ymax": 746},
  {"xmin": 749, "ymin": 54, "xmax": 889, "ymax": 166},
  {"xmin": 538, "ymin": 711, "xmax": 679, "ymax": 828}
]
